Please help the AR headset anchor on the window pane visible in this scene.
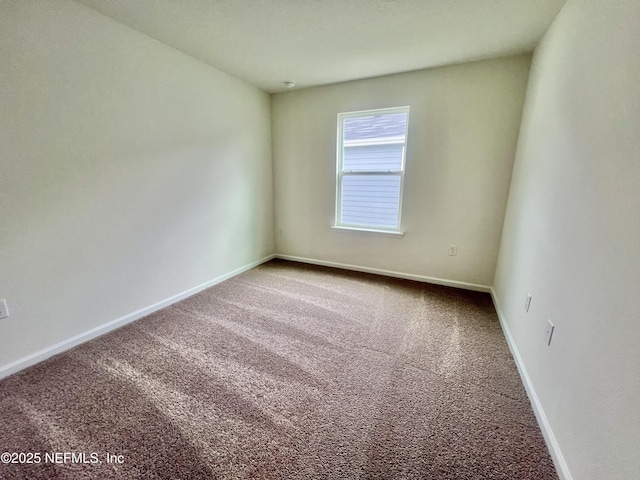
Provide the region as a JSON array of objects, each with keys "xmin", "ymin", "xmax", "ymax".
[
  {"xmin": 343, "ymin": 143, "xmax": 404, "ymax": 171},
  {"xmin": 343, "ymin": 113, "xmax": 407, "ymax": 142},
  {"xmin": 336, "ymin": 107, "xmax": 409, "ymax": 231},
  {"xmin": 341, "ymin": 175, "xmax": 401, "ymax": 228}
]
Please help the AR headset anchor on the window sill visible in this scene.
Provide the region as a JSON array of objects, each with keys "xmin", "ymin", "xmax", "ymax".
[{"xmin": 331, "ymin": 226, "xmax": 405, "ymax": 238}]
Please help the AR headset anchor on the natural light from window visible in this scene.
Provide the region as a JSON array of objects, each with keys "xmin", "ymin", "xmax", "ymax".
[{"xmin": 334, "ymin": 106, "xmax": 409, "ymax": 234}]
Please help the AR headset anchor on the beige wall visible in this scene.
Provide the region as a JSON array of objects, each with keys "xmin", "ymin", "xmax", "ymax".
[
  {"xmin": 493, "ymin": 1, "xmax": 640, "ymax": 479},
  {"xmin": 272, "ymin": 56, "xmax": 531, "ymax": 287},
  {"xmin": 0, "ymin": 1, "xmax": 274, "ymax": 370}
]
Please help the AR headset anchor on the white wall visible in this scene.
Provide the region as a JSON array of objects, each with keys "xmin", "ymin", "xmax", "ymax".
[
  {"xmin": 272, "ymin": 56, "xmax": 530, "ymax": 287},
  {"xmin": 493, "ymin": 1, "xmax": 640, "ymax": 479},
  {"xmin": 0, "ymin": 0, "xmax": 274, "ymax": 371}
]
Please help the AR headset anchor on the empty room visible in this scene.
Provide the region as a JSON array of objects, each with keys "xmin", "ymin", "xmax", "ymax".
[{"xmin": 0, "ymin": 0, "xmax": 638, "ymax": 479}]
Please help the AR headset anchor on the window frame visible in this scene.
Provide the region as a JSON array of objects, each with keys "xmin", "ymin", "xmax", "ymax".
[{"xmin": 334, "ymin": 106, "xmax": 410, "ymax": 236}]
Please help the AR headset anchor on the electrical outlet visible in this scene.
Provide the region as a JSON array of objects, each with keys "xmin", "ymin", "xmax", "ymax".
[
  {"xmin": 544, "ymin": 319, "xmax": 555, "ymax": 346},
  {"xmin": 449, "ymin": 245, "xmax": 457, "ymax": 256},
  {"xmin": 0, "ymin": 299, "xmax": 9, "ymax": 320},
  {"xmin": 524, "ymin": 293, "xmax": 532, "ymax": 312}
]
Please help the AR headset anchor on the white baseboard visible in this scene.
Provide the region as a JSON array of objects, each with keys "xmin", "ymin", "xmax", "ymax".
[
  {"xmin": 490, "ymin": 288, "xmax": 573, "ymax": 480},
  {"xmin": 0, "ymin": 254, "xmax": 276, "ymax": 380},
  {"xmin": 275, "ymin": 254, "xmax": 491, "ymax": 292}
]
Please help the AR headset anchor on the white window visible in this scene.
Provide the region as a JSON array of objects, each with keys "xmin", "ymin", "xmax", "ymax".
[{"xmin": 334, "ymin": 106, "xmax": 409, "ymax": 234}]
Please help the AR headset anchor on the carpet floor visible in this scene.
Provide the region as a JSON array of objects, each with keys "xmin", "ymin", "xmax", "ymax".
[{"xmin": 0, "ymin": 259, "xmax": 558, "ymax": 479}]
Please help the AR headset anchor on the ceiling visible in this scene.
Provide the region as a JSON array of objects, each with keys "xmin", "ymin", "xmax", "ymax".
[{"xmin": 76, "ymin": 0, "xmax": 567, "ymax": 93}]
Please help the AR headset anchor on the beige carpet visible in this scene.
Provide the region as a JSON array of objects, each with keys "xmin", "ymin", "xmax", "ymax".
[{"xmin": 0, "ymin": 259, "xmax": 558, "ymax": 479}]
